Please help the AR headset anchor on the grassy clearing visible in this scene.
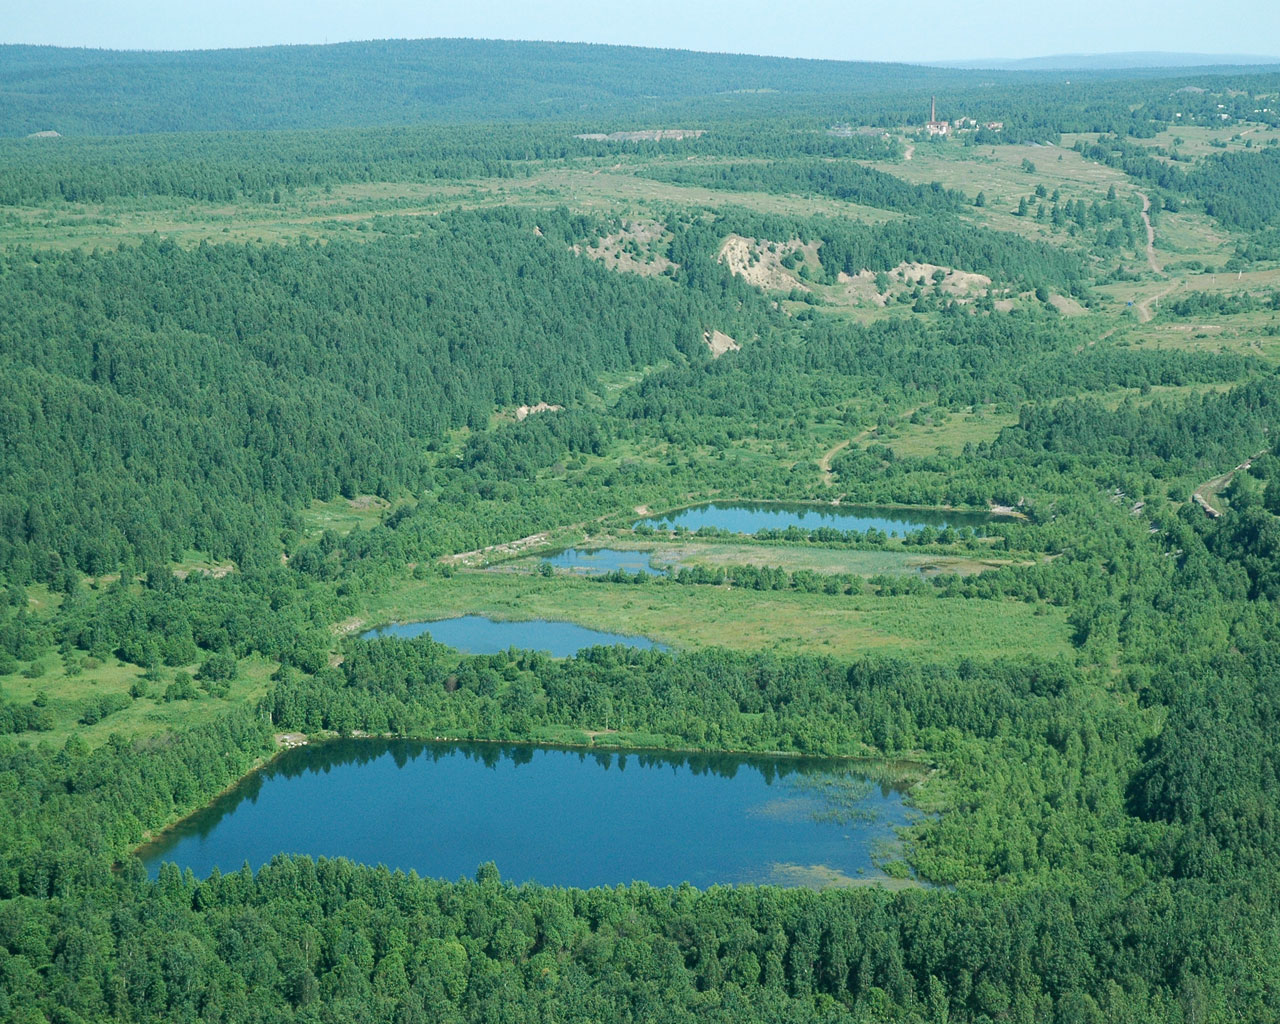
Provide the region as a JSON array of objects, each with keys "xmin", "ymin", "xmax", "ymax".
[
  {"xmin": 1147, "ymin": 207, "xmax": 1236, "ymax": 266},
  {"xmin": 1089, "ymin": 381, "xmax": 1242, "ymax": 410},
  {"xmin": 1119, "ymin": 124, "xmax": 1280, "ymax": 162},
  {"xmin": 301, "ymin": 495, "xmax": 413, "ymax": 538},
  {"xmin": 0, "ymin": 656, "xmax": 276, "ymax": 748},
  {"xmin": 523, "ymin": 165, "xmax": 903, "ymax": 223},
  {"xmin": 362, "ymin": 571, "xmax": 1073, "ymax": 663},
  {"xmin": 864, "ymin": 405, "xmax": 1020, "ymax": 458},
  {"xmin": 171, "ymin": 550, "xmax": 237, "ymax": 579},
  {"xmin": 0, "ymin": 162, "xmax": 903, "ymax": 252},
  {"xmin": 1111, "ymin": 306, "xmax": 1280, "ymax": 361},
  {"xmin": 886, "ymin": 141, "xmax": 1131, "ymax": 230}
]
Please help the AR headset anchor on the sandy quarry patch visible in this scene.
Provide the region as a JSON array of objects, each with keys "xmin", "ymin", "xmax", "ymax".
[
  {"xmin": 717, "ymin": 235, "xmax": 820, "ymax": 293},
  {"xmin": 445, "ymin": 531, "xmax": 552, "ymax": 566},
  {"xmin": 515, "ymin": 402, "xmax": 563, "ymax": 421},
  {"xmin": 581, "ymin": 220, "xmax": 675, "ymax": 277},
  {"xmin": 835, "ymin": 270, "xmax": 890, "ymax": 307},
  {"xmin": 889, "ymin": 262, "xmax": 992, "ymax": 296},
  {"xmin": 704, "ymin": 330, "xmax": 741, "ymax": 357},
  {"xmin": 830, "ymin": 263, "xmax": 991, "ymax": 309}
]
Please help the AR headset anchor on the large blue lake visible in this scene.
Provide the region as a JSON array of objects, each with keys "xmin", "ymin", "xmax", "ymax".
[
  {"xmin": 362, "ymin": 615, "xmax": 668, "ymax": 656},
  {"xmin": 138, "ymin": 741, "xmax": 914, "ymax": 889},
  {"xmin": 640, "ymin": 502, "xmax": 995, "ymax": 538}
]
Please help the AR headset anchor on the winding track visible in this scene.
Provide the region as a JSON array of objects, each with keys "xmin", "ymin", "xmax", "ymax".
[
  {"xmin": 1129, "ymin": 192, "xmax": 1179, "ymax": 321},
  {"xmin": 1138, "ymin": 191, "xmax": 1162, "ymax": 275}
]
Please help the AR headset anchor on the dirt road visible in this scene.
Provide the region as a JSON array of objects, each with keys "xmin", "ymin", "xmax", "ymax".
[
  {"xmin": 1193, "ymin": 450, "xmax": 1269, "ymax": 516},
  {"xmin": 1138, "ymin": 192, "xmax": 1162, "ymax": 275},
  {"xmin": 1134, "ymin": 280, "xmax": 1181, "ymax": 323}
]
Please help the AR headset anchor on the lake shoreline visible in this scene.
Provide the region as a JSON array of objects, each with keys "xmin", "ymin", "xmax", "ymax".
[
  {"xmin": 130, "ymin": 731, "xmax": 934, "ymax": 871},
  {"xmin": 360, "ymin": 613, "xmax": 670, "ymax": 654},
  {"xmin": 634, "ymin": 498, "xmax": 1011, "ymax": 538},
  {"xmin": 637, "ymin": 496, "xmax": 1017, "ymax": 521}
]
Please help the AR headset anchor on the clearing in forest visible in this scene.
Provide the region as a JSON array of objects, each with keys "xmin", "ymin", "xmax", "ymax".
[
  {"xmin": 704, "ymin": 330, "xmax": 741, "ymax": 357},
  {"xmin": 717, "ymin": 235, "xmax": 821, "ymax": 292},
  {"xmin": 580, "ymin": 219, "xmax": 676, "ymax": 276}
]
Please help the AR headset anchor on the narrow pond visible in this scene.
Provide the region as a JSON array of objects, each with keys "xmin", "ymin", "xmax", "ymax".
[
  {"xmin": 362, "ymin": 615, "xmax": 668, "ymax": 656},
  {"xmin": 541, "ymin": 547, "xmax": 667, "ymax": 576},
  {"xmin": 139, "ymin": 740, "xmax": 915, "ymax": 889},
  {"xmin": 639, "ymin": 501, "xmax": 997, "ymax": 538}
]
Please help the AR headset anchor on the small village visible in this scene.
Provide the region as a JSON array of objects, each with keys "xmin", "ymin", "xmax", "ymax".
[
  {"xmin": 923, "ymin": 96, "xmax": 1003, "ymax": 136},
  {"xmin": 829, "ymin": 97, "xmax": 1002, "ymax": 140}
]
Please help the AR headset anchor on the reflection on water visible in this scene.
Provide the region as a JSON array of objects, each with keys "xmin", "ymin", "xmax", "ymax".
[
  {"xmin": 139, "ymin": 740, "xmax": 916, "ymax": 889},
  {"xmin": 541, "ymin": 548, "xmax": 667, "ymax": 576},
  {"xmin": 361, "ymin": 615, "xmax": 668, "ymax": 655},
  {"xmin": 639, "ymin": 501, "xmax": 996, "ymax": 538}
]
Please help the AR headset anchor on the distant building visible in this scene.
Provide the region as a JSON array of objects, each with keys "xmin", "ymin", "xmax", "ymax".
[
  {"xmin": 984, "ymin": 121, "xmax": 1005, "ymax": 132},
  {"xmin": 926, "ymin": 96, "xmax": 950, "ymax": 136}
]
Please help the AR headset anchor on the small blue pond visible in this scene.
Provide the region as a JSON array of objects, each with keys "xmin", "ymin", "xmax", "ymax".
[
  {"xmin": 639, "ymin": 501, "xmax": 994, "ymax": 538},
  {"xmin": 542, "ymin": 547, "xmax": 667, "ymax": 576}
]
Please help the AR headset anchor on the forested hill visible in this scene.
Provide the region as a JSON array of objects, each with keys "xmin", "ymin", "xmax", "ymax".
[
  {"xmin": 3, "ymin": 38, "xmax": 1280, "ymax": 137},
  {"xmin": 0, "ymin": 40, "xmax": 970, "ymax": 136}
]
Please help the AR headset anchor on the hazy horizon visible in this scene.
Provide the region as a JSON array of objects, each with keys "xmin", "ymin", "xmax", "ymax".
[
  {"xmin": 3, "ymin": 38, "xmax": 1278, "ymax": 71},
  {"xmin": 5, "ymin": 0, "xmax": 1280, "ymax": 65}
]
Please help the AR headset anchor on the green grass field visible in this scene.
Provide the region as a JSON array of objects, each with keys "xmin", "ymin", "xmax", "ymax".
[
  {"xmin": 507, "ymin": 537, "xmax": 1025, "ymax": 578},
  {"xmin": 1, "ymin": 655, "xmax": 277, "ymax": 747},
  {"xmin": 301, "ymin": 495, "xmax": 408, "ymax": 538},
  {"xmin": 360, "ymin": 570, "xmax": 1073, "ymax": 662}
]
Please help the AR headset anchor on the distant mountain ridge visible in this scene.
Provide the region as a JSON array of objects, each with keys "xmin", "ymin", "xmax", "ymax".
[{"xmin": 931, "ymin": 51, "xmax": 1280, "ymax": 71}]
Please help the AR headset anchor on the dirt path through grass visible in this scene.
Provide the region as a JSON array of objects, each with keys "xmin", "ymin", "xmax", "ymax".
[
  {"xmin": 1138, "ymin": 191, "xmax": 1162, "ymax": 275},
  {"xmin": 820, "ymin": 407, "xmax": 925, "ymax": 486},
  {"xmin": 1135, "ymin": 280, "xmax": 1181, "ymax": 323},
  {"xmin": 819, "ymin": 439, "xmax": 854, "ymax": 485}
]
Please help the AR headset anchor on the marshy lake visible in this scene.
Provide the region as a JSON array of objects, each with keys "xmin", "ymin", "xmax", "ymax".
[{"xmin": 362, "ymin": 615, "xmax": 668, "ymax": 655}]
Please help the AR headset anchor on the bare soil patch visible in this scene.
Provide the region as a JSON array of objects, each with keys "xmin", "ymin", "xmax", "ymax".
[
  {"xmin": 834, "ymin": 270, "xmax": 890, "ymax": 307},
  {"xmin": 445, "ymin": 531, "xmax": 553, "ymax": 566},
  {"xmin": 717, "ymin": 235, "xmax": 819, "ymax": 292},
  {"xmin": 704, "ymin": 330, "xmax": 741, "ymax": 357},
  {"xmin": 515, "ymin": 402, "xmax": 563, "ymax": 421},
  {"xmin": 1049, "ymin": 294, "xmax": 1086, "ymax": 316},
  {"xmin": 890, "ymin": 262, "xmax": 991, "ymax": 297},
  {"xmin": 581, "ymin": 219, "xmax": 676, "ymax": 277}
]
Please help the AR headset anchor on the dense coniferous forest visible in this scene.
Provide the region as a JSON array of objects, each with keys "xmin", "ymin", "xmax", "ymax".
[
  {"xmin": 2, "ymin": 39, "xmax": 1277, "ymax": 137},
  {"xmin": 6, "ymin": 37, "xmax": 1280, "ymax": 1023}
]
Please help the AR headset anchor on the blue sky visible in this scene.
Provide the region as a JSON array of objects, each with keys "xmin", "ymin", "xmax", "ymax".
[{"xmin": 5, "ymin": 0, "xmax": 1279, "ymax": 62}]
